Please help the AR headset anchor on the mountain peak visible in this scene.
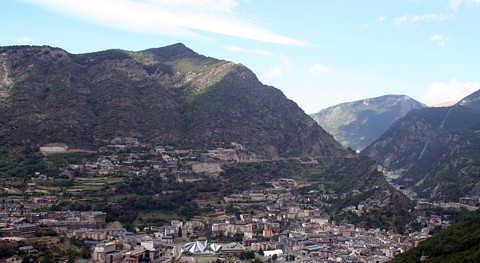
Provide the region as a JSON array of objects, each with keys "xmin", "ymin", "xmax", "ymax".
[
  {"xmin": 0, "ymin": 43, "xmax": 343, "ymax": 158},
  {"xmin": 311, "ymin": 94, "xmax": 425, "ymax": 150},
  {"xmin": 143, "ymin": 43, "xmax": 198, "ymax": 59}
]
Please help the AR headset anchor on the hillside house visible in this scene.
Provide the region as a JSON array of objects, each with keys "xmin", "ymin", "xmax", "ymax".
[{"xmin": 459, "ymin": 196, "xmax": 480, "ymax": 206}]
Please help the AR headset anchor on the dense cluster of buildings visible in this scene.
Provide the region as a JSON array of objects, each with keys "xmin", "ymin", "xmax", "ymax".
[
  {"xmin": 1, "ymin": 139, "xmax": 476, "ymax": 262},
  {"xmin": 0, "ymin": 211, "xmax": 106, "ymax": 238}
]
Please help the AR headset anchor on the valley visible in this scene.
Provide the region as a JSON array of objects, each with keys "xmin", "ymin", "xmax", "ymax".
[
  {"xmin": 1, "ymin": 138, "xmax": 453, "ymax": 262},
  {"xmin": 0, "ymin": 43, "xmax": 479, "ymax": 262}
]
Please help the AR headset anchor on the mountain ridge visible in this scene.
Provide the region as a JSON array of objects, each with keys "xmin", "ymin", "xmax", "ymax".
[
  {"xmin": 310, "ymin": 94, "xmax": 425, "ymax": 151},
  {"xmin": 457, "ymin": 89, "xmax": 480, "ymax": 112},
  {"xmin": 393, "ymin": 209, "xmax": 480, "ymax": 263},
  {"xmin": 363, "ymin": 90, "xmax": 480, "ymax": 201},
  {"xmin": 0, "ymin": 43, "xmax": 343, "ymax": 158}
]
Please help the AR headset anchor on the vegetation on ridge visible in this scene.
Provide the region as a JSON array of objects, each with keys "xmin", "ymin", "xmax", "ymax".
[
  {"xmin": 311, "ymin": 95, "xmax": 424, "ymax": 151},
  {"xmin": 393, "ymin": 209, "xmax": 480, "ymax": 263},
  {"xmin": 0, "ymin": 43, "xmax": 342, "ymax": 158},
  {"xmin": 364, "ymin": 104, "xmax": 480, "ymax": 202}
]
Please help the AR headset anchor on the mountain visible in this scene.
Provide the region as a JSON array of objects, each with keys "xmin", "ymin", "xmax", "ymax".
[
  {"xmin": 457, "ymin": 89, "xmax": 480, "ymax": 112},
  {"xmin": 0, "ymin": 44, "xmax": 415, "ymax": 232},
  {"xmin": 0, "ymin": 44, "xmax": 343, "ymax": 158},
  {"xmin": 310, "ymin": 95, "xmax": 425, "ymax": 151},
  {"xmin": 363, "ymin": 95, "xmax": 480, "ymax": 201},
  {"xmin": 393, "ymin": 209, "xmax": 480, "ymax": 263}
]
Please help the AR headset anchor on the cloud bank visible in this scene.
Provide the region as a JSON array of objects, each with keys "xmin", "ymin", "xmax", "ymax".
[
  {"xmin": 23, "ymin": 0, "xmax": 308, "ymax": 46},
  {"xmin": 450, "ymin": 0, "xmax": 480, "ymax": 10},
  {"xmin": 394, "ymin": 13, "xmax": 455, "ymax": 26},
  {"xmin": 421, "ymin": 79, "xmax": 480, "ymax": 106}
]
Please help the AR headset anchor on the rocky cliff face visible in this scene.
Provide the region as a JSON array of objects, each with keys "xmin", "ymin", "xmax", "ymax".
[
  {"xmin": 363, "ymin": 104, "xmax": 480, "ymax": 201},
  {"xmin": 0, "ymin": 44, "xmax": 344, "ymax": 157},
  {"xmin": 310, "ymin": 95, "xmax": 425, "ymax": 151}
]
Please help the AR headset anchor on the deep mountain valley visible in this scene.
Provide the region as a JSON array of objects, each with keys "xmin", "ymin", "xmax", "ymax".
[{"xmin": 2, "ymin": 43, "xmax": 478, "ymax": 262}]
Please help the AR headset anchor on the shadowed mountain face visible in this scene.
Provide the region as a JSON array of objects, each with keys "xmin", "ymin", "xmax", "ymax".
[
  {"xmin": 363, "ymin": 99, "xmax": 480, "ymax": 201},
  {"xmin": 0, "ymin": 43, "xmax": 344, "ymax": 158},
  {"xmin": 310, "ymin": 95, "xmax": 425, "ymax": 151}
]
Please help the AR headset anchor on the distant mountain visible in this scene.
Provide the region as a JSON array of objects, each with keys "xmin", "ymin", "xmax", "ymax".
[
  {"xmin": 363, "ymin": 93, "xmax": 480, "ymax": 201},
  {"xmin": 393, "ymin": 209, "xmax": 480, "ymax": 263},
  {"xmin": 310, "ymin": 95, "xmax": 425, "ymax": 151},
  {"xmin": 0, "ymin": 44, "xmax": 343, "ymax": 158}
]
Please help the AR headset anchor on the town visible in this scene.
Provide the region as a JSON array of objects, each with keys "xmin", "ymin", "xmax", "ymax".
[{"xmin": 0, "ymin": 138, "xmax": 476, "ymax": 263}]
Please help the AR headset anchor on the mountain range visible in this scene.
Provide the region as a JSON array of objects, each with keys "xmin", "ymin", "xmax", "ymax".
[
  {"xmin": 363, "ymin": 91, "xmax": 480, "ymax": 201},
  {"xmin": 3, "ymin": 43, "xmax": 479, "ymax": 260},
  {"xmin": 0, "ymin": 44, "xmax": 343, "ymax": 158},
  {"xmin": 0, "ymin": 43, "xmax": 419, "ymax": 232},
  {"xmin": 310, "ymin": 95, "xmax": 425, "ymax": 151}
]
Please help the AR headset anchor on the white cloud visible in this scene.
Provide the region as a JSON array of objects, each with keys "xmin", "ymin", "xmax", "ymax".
[
  {"xmin": 225, "ymin": 45, "xmax": 274, "ymax": 56},
  {"xmin": 394, "ymin": 13, "xmax": 455, "ymax": 27},
  {"xmin": 17, "ymin": 36, "xmax": 33, "ymax": 44},
  {"xmin": 22, "ymin": 0, "xmax": 309, "ymax": 46},
  {"xmin": 450, "ymin": 0, "xmax": 480, "ymax": 10},
  {"xmin": 308, "ymin": 63, "xmax": 330, "ymax": 75},
  {"xmin": 152, "ymin": 0, "xmax": 238, "ymax": 13},
  {"xmin": 421, "ymin": 79, "xmax": 480, "ymax": 106},
  {"xmin": 363, "ymin": 16, "xmax": 387, "ymax": 27},
  {"xmin": 429, "ymin": 34, "xmax": 450, "ymax": 46},
  {"xmin": 265, "ymin": 56, "xmax": 292, "ymax": 79},
  {"xmin": 394, "ymin": 16, "xmax": 409, "ymax": 26}
]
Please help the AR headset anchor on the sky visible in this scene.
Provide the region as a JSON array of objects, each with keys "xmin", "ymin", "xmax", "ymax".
[{"xmin": 2, "ymin": 0, "xmax": 480, "ymax": 113}]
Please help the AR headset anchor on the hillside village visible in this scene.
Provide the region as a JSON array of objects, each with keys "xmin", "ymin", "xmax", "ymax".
[{"xmin": 0, "ymin": 138, "xmax": 475, "ymax": 262}]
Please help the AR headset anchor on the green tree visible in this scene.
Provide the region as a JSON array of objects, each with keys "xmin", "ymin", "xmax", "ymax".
[
  {"xmin": 239, "ymin": 251, "xmax": 246, "ymax": 260},
  {"xmin": 233, "ymin": 233, "xmax": 244, "ymax": 242},
  {"xmin": 22, "ymin": 255, "xmax": 37, "ymax": 263},
  {"xmin": 67, "ymin": 249, "xmax": 76, "ymax": 263}
]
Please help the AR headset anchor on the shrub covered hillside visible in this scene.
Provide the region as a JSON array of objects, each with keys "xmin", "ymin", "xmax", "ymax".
[{"xmin": 393, "ymin": 209, "xmax": 480, "ymax": 263}]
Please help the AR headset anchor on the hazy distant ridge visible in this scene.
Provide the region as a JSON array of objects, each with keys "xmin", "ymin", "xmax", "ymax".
[{"xmin": 310, "ymin": 95, "xmax": 425, "ymax": 151}]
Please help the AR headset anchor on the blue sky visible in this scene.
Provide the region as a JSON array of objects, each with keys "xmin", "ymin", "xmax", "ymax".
[{"xmin": 2, "ymin": 0, "xmax": 480, "ymax": 113}]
